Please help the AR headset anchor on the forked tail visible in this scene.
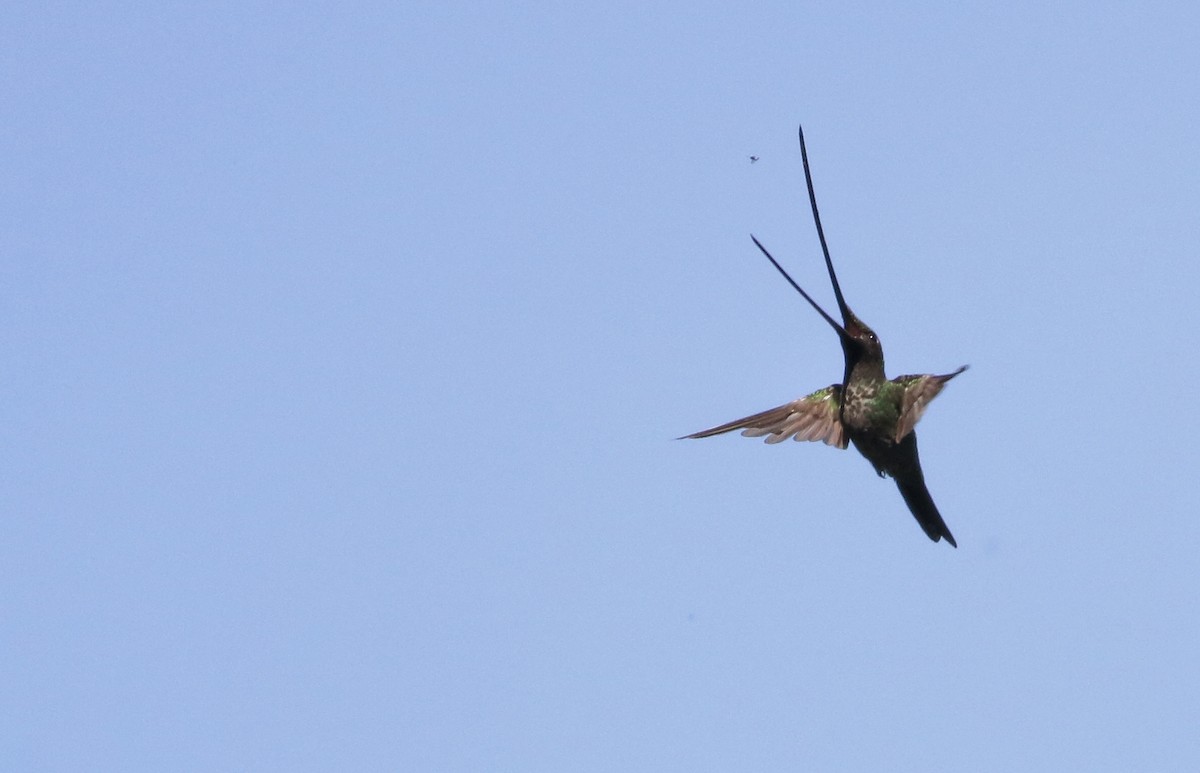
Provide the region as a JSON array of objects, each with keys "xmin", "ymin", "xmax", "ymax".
[{"xmin": 894, "ymin": 472, "xmax": 958, "ymax": 548}]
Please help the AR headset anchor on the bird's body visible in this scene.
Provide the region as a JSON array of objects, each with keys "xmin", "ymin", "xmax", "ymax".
[
  {"xmin": 684, "ymin": 126, "xmax": 966, "ymax": 546},
  {"xmin": 685, "ymin": 336, "xmax": 965, "ymax": 547},
  {"xmin": 840, "ymin": 362, "xmax": 965, "ymax": 547}
]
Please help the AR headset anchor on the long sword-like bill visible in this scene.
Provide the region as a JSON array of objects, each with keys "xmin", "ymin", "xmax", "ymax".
[
  {"xmin": 749, "ymin": 234, "xmax": 848, "ymax": 340},
  {"xmin": 797, "ymin": 124, "xmax": 852, "ymax": 323}
]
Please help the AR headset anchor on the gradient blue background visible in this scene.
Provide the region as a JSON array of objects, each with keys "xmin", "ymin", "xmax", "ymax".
[{"xmin": 4, "ymin": 2, "xmax": 1198, "ymax": 770}]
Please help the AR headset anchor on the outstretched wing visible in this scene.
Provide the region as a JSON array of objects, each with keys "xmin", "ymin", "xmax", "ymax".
[
  {"xmin": 681, "ymin": 384, "xmax": 847, "ymax": 448},
  {"xmin": 893, "ymin": 365, "xmax": 968, "ymax": 443}
]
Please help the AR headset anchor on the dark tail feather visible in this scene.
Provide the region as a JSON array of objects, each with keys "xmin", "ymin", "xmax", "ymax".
[{"xmin": 894, "ymin": 473, "xmax": 957, "ymax": 548}]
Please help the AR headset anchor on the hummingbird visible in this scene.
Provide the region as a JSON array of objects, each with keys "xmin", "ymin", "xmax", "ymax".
[{"xmin": 683, "ymin": 126, "xmax": 967, "ymax": 547}]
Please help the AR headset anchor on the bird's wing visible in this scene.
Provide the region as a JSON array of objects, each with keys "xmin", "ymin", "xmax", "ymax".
[
  {"xmin": 681, "ymin": 384, "xmax": 846, "ymax": 448},
  {"xmin": 892, "ymin": 366, "xmax": 967, "ymax": 443}
]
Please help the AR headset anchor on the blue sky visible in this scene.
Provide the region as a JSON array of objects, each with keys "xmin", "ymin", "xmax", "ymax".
[{"xmin": 4, "ymin": 2, "xmax": 1200, "ymax": 770}]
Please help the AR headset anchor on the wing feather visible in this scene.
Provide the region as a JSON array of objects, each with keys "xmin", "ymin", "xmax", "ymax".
[
  {"xmin": 681, "ymin": 384, "xmax": 847, "ymax": 448},
  {"xmin": 893, "ymin": 365, "xmax": 967, "ymax": 443}
]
